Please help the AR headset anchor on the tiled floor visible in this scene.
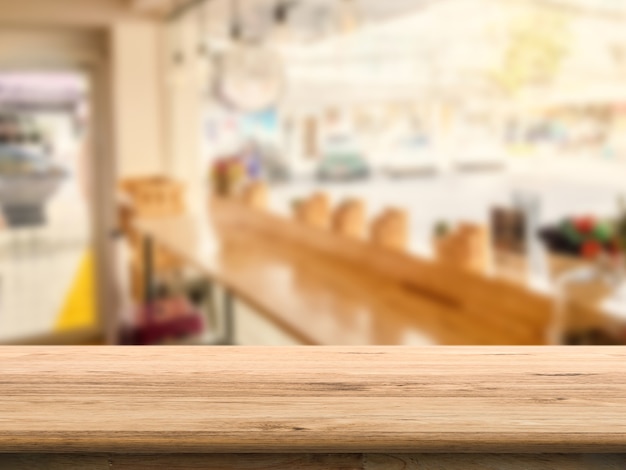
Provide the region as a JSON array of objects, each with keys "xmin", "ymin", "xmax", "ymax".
[{"xmin": 0, "ymin": 183, "xmax": 89, "ymax": 342}]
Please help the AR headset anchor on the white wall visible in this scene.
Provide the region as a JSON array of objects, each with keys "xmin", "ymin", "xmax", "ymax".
[
  {"xmin": 163, "ymin": 15, "xmax": 208, "ymax": 216},
  {"xmin": 110, "ymin": 20, "xmax": 167, "ymax": 178}
]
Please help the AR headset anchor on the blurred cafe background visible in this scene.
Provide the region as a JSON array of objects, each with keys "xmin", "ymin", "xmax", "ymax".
[{"xmin": 1, "ymin": 0, "xmax": 626, "ymax": 346}]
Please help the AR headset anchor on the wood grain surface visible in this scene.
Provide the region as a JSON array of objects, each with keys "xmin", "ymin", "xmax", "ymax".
[
  {"xmin": 1, "ymin": 347, "xmax": 626, "ymax": 453},
  {"xmin": 1, "ymin": 453, "xmax": 624, "ymax": 469}
]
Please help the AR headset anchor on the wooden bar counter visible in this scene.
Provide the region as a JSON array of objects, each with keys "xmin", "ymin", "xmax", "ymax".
[
  {"xmin": 0, "ymin": 347, "xmax": 625, "ymax": 468},
  {"xmin": 133, "ymin": 204, "xmax": 618, "ymax": 346},
  {"xmin": 134, "ymin": 215, "xmax": 522, "ymax": 345}
]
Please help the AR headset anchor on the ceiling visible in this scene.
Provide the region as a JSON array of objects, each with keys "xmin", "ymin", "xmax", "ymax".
[
  {"xmin": 0, "ymin": 0, "xmax": 162, "ymax": 27},
  {"xmin": 2, "ymin": 0, "xmax": 623, "ymax": 28},
  {"xmin": 181, "ymin": 0, "xmax": 439, "ymax": 37},
  {"xmin": 274, "ymin": 0, "xmax": 626, "ymax": 107},
  {"xmin": 167, "ymin": 0, "xmax": 626, "ymax": 46}
]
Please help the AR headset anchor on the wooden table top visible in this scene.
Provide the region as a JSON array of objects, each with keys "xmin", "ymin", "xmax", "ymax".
[
  {"xmin": 135, "ymin": 216, "xmax": 542, "ymax": 345},
  {"xmin": 1, "ymin": 347, "xmax": 625, "ymax": 454}
]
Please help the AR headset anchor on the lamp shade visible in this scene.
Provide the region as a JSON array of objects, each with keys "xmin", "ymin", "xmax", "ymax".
[{"xmin": 215, "ymin": 44, "xmax": 285, "ymax": 112}]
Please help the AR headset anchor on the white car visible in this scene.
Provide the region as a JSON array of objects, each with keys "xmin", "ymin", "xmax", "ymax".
[
  {"xmin": 316, "ymin": 135, "xmax": 370, "ymax": 181},
  {"xmin": 382, "ymin": 137, "xmax": 438, "ymax": 177}
]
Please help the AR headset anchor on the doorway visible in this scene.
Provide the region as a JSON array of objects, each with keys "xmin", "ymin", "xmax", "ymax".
[{"xmin": 0, "ymin": 70, "xmax": 99, "ymax": 342}]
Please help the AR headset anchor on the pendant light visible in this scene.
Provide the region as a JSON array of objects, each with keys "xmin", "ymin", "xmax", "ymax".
[
  {"xmin": 194, "ymin": 0, "xmax": 213, "ymax": 88},
  {"xmin": 230, "ymin": 0, "xmax": 243, "ymax": 44},
  {"xmin": 339, "ymin": 0, "xmax": 360, "ymax": 34},
  {"xmin": 272, "ymin": 0, "xmax": 295, "ymax": 44},
  {"xmin": 214, "ymin": 0, "xmax": 286, "ymax": 112},
  {"xmin": 167, "ymin": 0, "xmax": 188, "ymax": 87}
]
